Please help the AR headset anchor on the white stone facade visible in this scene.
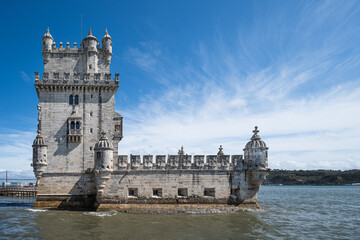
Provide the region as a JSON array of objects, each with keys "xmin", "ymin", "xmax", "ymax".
[{"xmin": 32, "ymin": 29, "xmax": 270, "ymax": 211}]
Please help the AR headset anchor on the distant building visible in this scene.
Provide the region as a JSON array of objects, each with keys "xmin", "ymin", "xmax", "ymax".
[
  {"xmin": 2, "ymin": 182, "xmax": 24, "ymax": 188},
  {"xmin": 32, "ymin": 28, "xmax": 270, "ymax": 212}
]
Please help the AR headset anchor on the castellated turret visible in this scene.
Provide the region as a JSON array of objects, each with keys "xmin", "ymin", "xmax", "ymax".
[
  {"xmin": 243, "ymin": 126, "xmax": 269, "ymax": 169},
  {"xmin": 32, "ymin": 130, "xmax": 48, "ymax": 180},
  {"xmin": 94, "ymin": 132, "xmax": 114, "ymax": 201},
  {"xmin": 94, "ymin": 131, "xmax": 114, "ymax": 171},
  {"xmin": 101, "ymin": 29, "xmax": 112, "ymax": 64},
  {"xmin": 42, "ymin": 28, "xmax": 53, "ymax": 64},
  {"xmin": 81, "ymin": 28, "xmax": 98, "ymax": 52}
]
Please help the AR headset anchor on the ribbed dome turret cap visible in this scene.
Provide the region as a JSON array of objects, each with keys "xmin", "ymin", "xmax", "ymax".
[
  {"xmin": 95, "ymin": 131, "xmax": 113, "ymax": 149},
  {"xmin": 33, "ymin": 130, "xmax": 47, "ymax": 146},
  {"xmin": 244, "ymin": 126, "xmax": 267, "ymax": 149},
  {"xmin": 82, "ymin": 28, "xmax": 98, "ymax": 42},
  {"xmin": 42, "ymin": 27, "xmax": 53, "ymax": 40},
  {"xmin": 102, "ymin": 28, "xmax": 112, "ymax": 40}
]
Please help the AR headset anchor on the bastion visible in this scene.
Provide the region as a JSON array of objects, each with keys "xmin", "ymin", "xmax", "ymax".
[{"xmin": 32, "ymin": 28, "xmax": 270, "ymax": 213}]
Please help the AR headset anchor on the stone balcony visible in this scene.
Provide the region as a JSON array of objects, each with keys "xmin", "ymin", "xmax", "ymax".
[{"xmin": 34, "ymin": 72, "xmax": 119, "ymax": 86}]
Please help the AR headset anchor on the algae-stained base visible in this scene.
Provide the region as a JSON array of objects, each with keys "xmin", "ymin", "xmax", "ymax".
[
  {"xmin": 33, "ymin": 200, "xmax": 63, "ymax": 208},
  {"xmin": 32, "ymin": 199, "xmax": 261, "ymax": 214},
  {"xmin": 97, "ymin": 203, "xmax": 261, "ymax": 214}
]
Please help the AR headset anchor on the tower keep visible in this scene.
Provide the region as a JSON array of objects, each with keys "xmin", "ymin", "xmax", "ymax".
[{"xmin": 33, "ymin": 28, "xmax": 122, "ymax": 208}]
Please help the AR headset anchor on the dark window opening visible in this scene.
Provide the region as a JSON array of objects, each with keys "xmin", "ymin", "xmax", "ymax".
[
  {"xmin": 128, "ymin": 188, "xmax": 138, "ymax": 197},
  {"xmin": 204, "ymin": 188, "xmax": 215, "ymax": 197},
  {"xmin": 70, "ymin": 122, "xmax": 75, "ymax": 129},
  {"xmin": 153, "ymin": 188, "xmax": 162, "ymax": 197},
  {"xmin": 178, "ymin": 188, "xmax": 188, "ymax": 197},
  {"xmin": 69, "ymin": 95, "xmax": 73, "ymax": 105},
  {"xmin": 74, "ymin": 95, "xmax": 79, "ymax": 105},
  {"xmin": 75, "ymin": 122, "xmax": 80, "ymax": 129},
  {"xmin": 96, "ymin": 152, "xmax": 101, "ymax": 158}
]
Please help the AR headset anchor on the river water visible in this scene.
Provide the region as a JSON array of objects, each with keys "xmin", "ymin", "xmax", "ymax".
[{"xmin": 0, "ymin": 186, "xmax": 359, "ymax": 240}]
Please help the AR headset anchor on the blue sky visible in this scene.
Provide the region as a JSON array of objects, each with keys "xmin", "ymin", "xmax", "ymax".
[{"xmin": 0, "ymin": 0, "xmax": 360, "ymax": 171}]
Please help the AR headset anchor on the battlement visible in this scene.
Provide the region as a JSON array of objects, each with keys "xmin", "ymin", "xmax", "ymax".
[
  {"xmin": 41, "ymin": 28, "xmax": 113, "ymax": 75},
  {"xmin": 114, "ymin": 154, "xmax": 266, "ymax": 171},
  {"xmin": 35, "ymin": 72, "xmax": 119, "ymax": 82},
  {"xmin": 45, "ymin": 42, "xmax": 109, "ymax": 53}
]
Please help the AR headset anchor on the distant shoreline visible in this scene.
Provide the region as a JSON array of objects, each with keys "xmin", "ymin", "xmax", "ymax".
[{"xmin": 263, "ymin": 169, "xmax": 360, "ymax": 186}]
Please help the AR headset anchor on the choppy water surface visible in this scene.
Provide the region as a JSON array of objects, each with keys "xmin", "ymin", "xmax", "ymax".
[{"xmin": 0, "ymin": 186, "xmax": 359, "ymax": 240}]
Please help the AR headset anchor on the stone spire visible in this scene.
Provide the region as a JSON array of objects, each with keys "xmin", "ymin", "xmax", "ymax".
[
  {"xmin": 251, "ymin": 126, "xmax": 261, "ymax": 140},
  {"xmin": 217, "ymin": 145, "xmax": 224, "ymax": 156},
  {"xmin": 102, "ymin": 28, "xmax": 111, "ymax": 39}
]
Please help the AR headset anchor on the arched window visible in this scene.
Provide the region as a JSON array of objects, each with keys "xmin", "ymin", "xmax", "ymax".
[
  {"xmin": 70, "ymin": 121, "xmax": 75, "ymax": 129},
  {"xmin": 75, "ymin": 122, "xmax": 80, "ymax": 129},
  {"xmin": 74, "ymin": 95, "xmax": 79, "ymax": 105},
  {"xmin": 69, "ymin": 95, "xmax": 73, "ymax": 105}
]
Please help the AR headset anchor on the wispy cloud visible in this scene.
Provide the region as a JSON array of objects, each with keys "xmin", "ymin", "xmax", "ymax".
[
  {"xmin": 0, "ymin": 129, "xmax": 35, "ymax": 171},
  {"xmin": 19, "ymin": 71, "xmax": 32, "ymax": 82},
  {"xmin": 120, "ymin": 1, "xmax": 360, "ymax": 170}
]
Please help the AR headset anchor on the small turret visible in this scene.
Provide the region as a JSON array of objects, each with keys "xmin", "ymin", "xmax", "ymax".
[
  {"xmin": 32, "ymin": 130, "xmax": 48, "ymax": 180},
  {"xmin": 81, "ymin": 28, "xmax": 98, "ymax": 52},
  {"xmin": 94, "ymin": 131, "xmax": 114, "ymax": 202},
  {"xmin": 243, "ymin": 126, "xmax": 269, "ymax": 169},
  {"xmin": 94, "ymin": 131, "xmax": 114, "ymax": 171},
  {"xmin": 101, "ymin": 28, "xmax": 112, "ymax": 64},
  {"xmin": 42, "ymin": 28, "xmax": 53, "ymax": 64},
  {"xmin": 42, "ymin": 27, "xmax": 53, "ymax": 52}
]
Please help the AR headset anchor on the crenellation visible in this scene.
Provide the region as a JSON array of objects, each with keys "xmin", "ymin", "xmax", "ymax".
[
  {"xmin": 130, "ymin": 155, "xmax": 141, "ymax": 168},
  {"xmin": 112, "ymin": 154, "xmax": 251, "ymax": 171},
  {"xmin": 143, "ymin": 155, "xmax": 153, "ymax": 168}
]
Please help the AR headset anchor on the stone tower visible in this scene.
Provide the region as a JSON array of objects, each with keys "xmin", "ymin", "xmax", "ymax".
[{"xmin": 33, "ymin": 28, "xmax": 122, "ymax": 207}]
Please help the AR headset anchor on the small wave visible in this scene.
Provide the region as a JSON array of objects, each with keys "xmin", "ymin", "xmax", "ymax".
[
  {"xmin": 25, "ymin": 208, "xmax": 48, "ymax": 212},
  {"xmin": 239, "ymin": 208, "xmax": 265, "ymax": 213},
  {"xmin": 83, "ymin": 210, "xmax": 117, "ymax": 217}
]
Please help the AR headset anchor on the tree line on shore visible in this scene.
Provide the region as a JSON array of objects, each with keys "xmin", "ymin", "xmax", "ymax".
[{"xmin": 263, "ymin": 169, "xmax": 360, "ymax": 185}]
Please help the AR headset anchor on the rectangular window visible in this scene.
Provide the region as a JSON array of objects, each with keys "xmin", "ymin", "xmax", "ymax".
[
  {"xmin": 90, "ymin": 128, "xmax": 93, "ymax": 133},
  {"xmin": 153, "ymin": 188, "xmax": 162, "ymax": 197},
  {"xmin": 177, "ymin": 188, "xmax": 188, "ymax": 197},
  {"xmin": 128, "ymin": 188, "xmax": 138, "ymax": 197},
  {"xmin": 204, "ymin": 188, "xmax": 215, "ymax": 197},
  {"xmin": 89, "ymin": 112, "xmax": 93, "ymax": 117},
  {"xmin": 96, "ymin": 152, "xmax": 101, "ymax": 159}
]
